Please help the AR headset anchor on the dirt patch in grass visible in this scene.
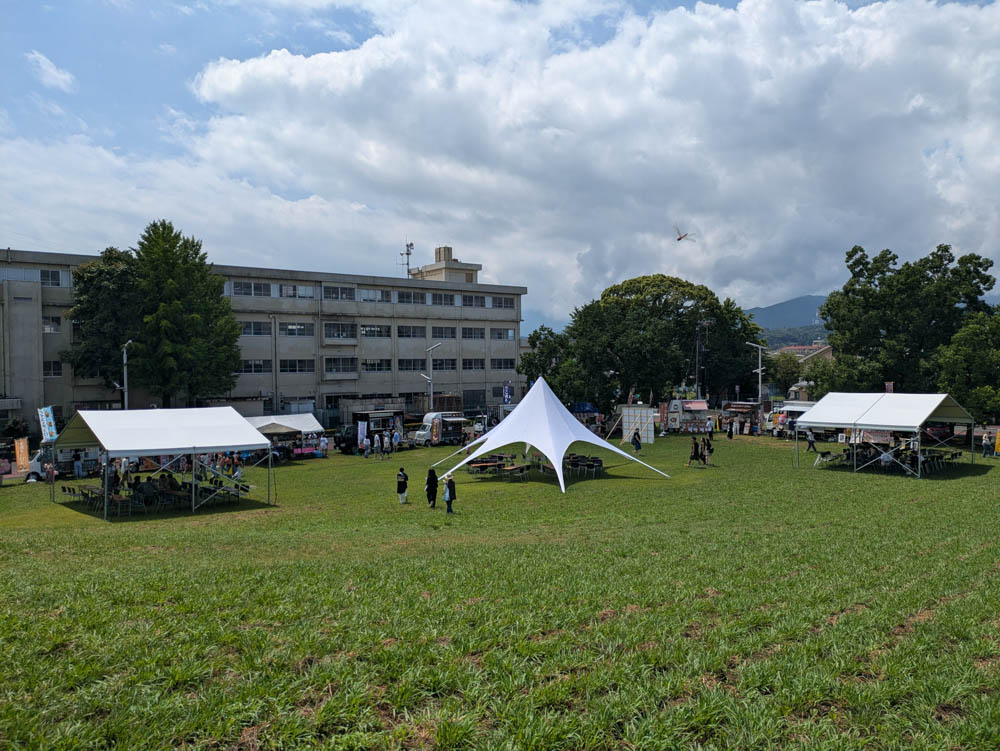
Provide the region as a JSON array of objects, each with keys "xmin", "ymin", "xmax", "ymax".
[
  {"xmin": 236, "ymin": 721, "xmax": 270, "ymax": 750},
  {"xmin": 933, "ymin": 703, "xmax": 964, "ymax": 724},
  {"xmin": 826, "ymin": 603, "xmax": 868, "ymax": 626},
  {"xmin": 529, "ymin": 628, "xmax": 566, "ymax": 642},
  {"xmin": 975, "ymin": 656, "xmax": 1000, "ymax": 672}
]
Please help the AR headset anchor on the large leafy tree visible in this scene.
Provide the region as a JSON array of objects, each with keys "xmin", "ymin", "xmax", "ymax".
[
  {"xmin": 768, "ymin": 351, "xmax": 803, "ymax": 395},
  {"xmin": 63, "ymin": 247, "xmax": 142, "ymax": 397},
  {"xmin": 937, "ymin": 311, "xmax": 1000, "ymax": 422},
  {"xmin": 820, "ymin": 245, "xmax": 994, "ymax": 392},
  {"xmin": 129, "ymin": 220, "xmax": 241, "ymax": 407},
  {"xmin": 521, "ymin": 275, "xmax": 764, "ymax": 410}
]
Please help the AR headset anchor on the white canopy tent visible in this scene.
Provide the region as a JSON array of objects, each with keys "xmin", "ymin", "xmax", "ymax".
[
  {"xmin": 54, "ymin": 407, "xmax": 272, "ymax": 519},
  {"xmin": 437, "ymin": 377, "xmax": 670, "ymax": 492},
  {"xmin": 245, "ymin": 413, "xmax": 324, "ymax": 436},
  {"xmin": 795, "ymin": 392, "xmax": 975, "ymax": 476}
]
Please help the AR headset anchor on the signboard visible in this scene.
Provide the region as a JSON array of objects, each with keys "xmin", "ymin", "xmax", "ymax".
[
  {"xmin": 14, "ymin": 438, "xmax": 30, "ymax": 473},
  {"xmin": 621, "ymin": 406, "xmax": 655, "ymax": 444},
  {"xmin": 38, "ymin": 406, "xmax": 58, "ymax": 443},
  {"xmin": 885, "ymin": 381, "xmax": 894, "ymax": 393}
]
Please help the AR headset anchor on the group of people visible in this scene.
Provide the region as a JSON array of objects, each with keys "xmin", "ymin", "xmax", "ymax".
[
  {"xmin": 686, "ymin": 435, "xmax": 714, "ymax": 467},
  {"xmin": 363, "ymin": 428, "xmax": 401, "ymax": 460},
  {"xmin": 395, "ymin": 467, "xmax": 455, "ymax": 513}
]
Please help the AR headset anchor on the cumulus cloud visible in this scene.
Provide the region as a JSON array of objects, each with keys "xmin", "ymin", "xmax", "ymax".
[
  {"xmin": 5, "ymin": 0, "xmax": 1000, "ymax": 322},
  {"xmin": 24, "ymin": 50, "xmax": 76, "ymax": 93}
]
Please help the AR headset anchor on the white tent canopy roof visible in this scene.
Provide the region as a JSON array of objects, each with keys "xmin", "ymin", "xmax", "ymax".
[
  {"xmin": 245, "ymin": 413, "xmax": 324, "ymax": 435},
  {"xmin": 796, "ymin": 392, "xmax": 974, "ymax": 433},
  {"xmin": 440, "ymin": 377, "xmax": 669, "ymax": 492},
  {"xmin": 54, "ymin": 407, "xmax": 271, "ymax": 458}
]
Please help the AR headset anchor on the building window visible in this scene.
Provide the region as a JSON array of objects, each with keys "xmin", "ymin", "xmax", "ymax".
[
  {"xmin": 279, "ymin": 284, "xmax": 314, "ymax": 299},
  {"xmin": 233, "ymin": 281, "xmax": 271, "ymax": 297},
  {"xmin": 279, "ymin": 359, "xmax": 315, "ymax": 373},
  {"xmin": 397, "ymin": 325, "xmax": 426, "ymax": 338},
  {"xmin": 463, "ymin": 389, "xmax": 486, "ymax": 408},
  {"xmin": 42, "ymin": 316, "xmax": 61, "ymax": 334},
  {"xmin": 491, "ymin": 358, "xmax": 516, "ymax": 370},
  {"xmin": 323, "ymin": 286, "xmax": 356, "ymax": 301},
  {"xmin": 43, "ymin": 360, "xmax": 63, "ymax": 377},
  {"xmin": 432, "ymin": 326, "xmax": 456, "ymax": 339},
  {"xmin": 360, "ymin": 324, "xmax": 391, "ymax": 338},
  {"xmin": 432, "ymin": 358, "xmax": 457, "ymax": 371},
  {"xmin": 462, "ymin": 294, "xmax": 486, "ymax": 308},
  {"xmin": 324, "ymin": 322, "xmax": 357, "ymax": 339},
  {"xmin": 236, "ymin": 359, "xmax": 272, "ymax": 374},
  {"xmin": 359, "ymin": 288, "xmax": 391, "ymax": 303},
  {"xmin": 492, "ymin": 296, "xmax": 515, "ymax": 309},
  {"xmin": 325, "ymin": 357, "xmax": 357, "ymax": 374},
  {"xmin": 431, "ymin": 292, "xmax": 454, "ymax": 306},
  {"xmin": 398, "ymin": 358, "xmax": 426, "ymax": 371},
  {"xmin": 40, "ymin": 269, "xmax": 61, "ymax": 287},
  {"xmin": 463, "ymin": 358, "xmax": 485, "ymax": 370},
  {"xmin": 397, "ymin": 290, "xmax": 424, "ymax": 305},
  {"xmin": 462, "ymin": 327, "xmax": 485, "ymax": 340},
  {"xmin": 490, "ymin": 327, "xmax": 515, "ymax": 340},
  {"xmin": 279, "ymin": 322, "xmax": 315, "ymax": 337},
  {"xmin": 240, "ymin": 321, "xmax": 272, "ymax": 336},
  {"xmin": 492, "ymin": 386, "xmax": 505, "ymax": 398},
  {"xmin": 361, "ymin": 358, "xmax": 392, "ymax": 373}
]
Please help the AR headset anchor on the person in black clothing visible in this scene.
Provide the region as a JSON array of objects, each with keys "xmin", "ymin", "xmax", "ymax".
[
  {"xmin": 686, "ymin": 436, "xmax": 701, "ymax": 467},
  {"xmin": 397, "ymin": 467, "xmax": 408, "ymax": 504},
  {"xmin": 425, "ymin": 468, "xmax": 438, "ymax": 508},
  {"xmin": 444, "ymin": 473, "xmax": 456, "ymax": 514},
  {"xmin": 631, "ymin": 429, "xmax": 642, "ymax": 453}
]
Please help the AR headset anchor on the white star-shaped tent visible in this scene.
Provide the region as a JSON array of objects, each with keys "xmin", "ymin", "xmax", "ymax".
[{"xmin": 436, "ymin": 377, "xmax": 670, "ymax": 492}]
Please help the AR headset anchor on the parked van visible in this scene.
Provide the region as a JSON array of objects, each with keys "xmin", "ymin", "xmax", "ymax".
[
  {"xmin": 28, "ymin": 446, "xmax": 101, "ymax": 480},
  {"xmin": 414, "ymin": 412, "xmax": 466, "ymax": 446}
]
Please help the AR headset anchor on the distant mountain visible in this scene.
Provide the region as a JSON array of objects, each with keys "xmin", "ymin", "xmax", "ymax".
[{"xmin": 747, "ymin": 294, "xmax": 827, "ymax": 330}]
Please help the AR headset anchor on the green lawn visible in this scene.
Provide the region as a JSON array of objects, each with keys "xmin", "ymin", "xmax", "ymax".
[{"xmin": 2, "ymin": 437, "xmax": 1000, "ymax": 750}]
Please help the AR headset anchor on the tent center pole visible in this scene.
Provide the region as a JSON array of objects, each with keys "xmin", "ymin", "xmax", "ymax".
[{"xmin": 268, "ymin": 449, "xmax": 272, "ymax": 505}]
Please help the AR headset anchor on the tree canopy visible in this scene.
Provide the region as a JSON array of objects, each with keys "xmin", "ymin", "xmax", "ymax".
[
  {"xmin": 65, "ymin": 221, "xmax": 241, "ymax": 408},
  {"xmin": 519, "ymin": 274, "xmax": 764, "ymax": 409},
  {"xmin": 937, "ymin": 311, "xmax": 1000, "ymax": 422}
]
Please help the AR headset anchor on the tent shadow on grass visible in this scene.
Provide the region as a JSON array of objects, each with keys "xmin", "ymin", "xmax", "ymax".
[
  {"xmin": 816, "ymin": 462, "xmax": 992, "ymax": 481},
  {"xmin": 57, "ymin": 497, "xmax": 275, "ymax": 522}
]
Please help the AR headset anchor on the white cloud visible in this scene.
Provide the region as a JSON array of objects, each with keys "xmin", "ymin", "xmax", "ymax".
[
  {"xmin": 24, "ymin": 50, "xmax": 76, "ymax": 93},
  {"xmin": 6, "ymin": 0, "xmax": 1000, "ymax": 320},
  {"xmin": 158, "ymin": 43, "xmax": 178, "ymax": 55}
]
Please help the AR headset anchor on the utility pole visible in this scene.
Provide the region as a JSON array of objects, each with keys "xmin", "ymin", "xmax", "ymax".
[
  {"xmin": 122, "ymin": 340, "xmax": 133, "ymax": 409},
  {"xmin": 745, "ymin": 342, "xmax": 765, "ymax": 420},
  {"xmin": 423, "ymin": 341, "xmax": 442, "ymax": 411}
]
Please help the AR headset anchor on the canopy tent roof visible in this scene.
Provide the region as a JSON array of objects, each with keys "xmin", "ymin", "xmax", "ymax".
[
  {"xmin": 796, "ymin": 392, "xmax": 974, "ymax": 433},
  {"xmin": 54, "ymin": 407, "xmax": 271, "ymax": 458},
  {"xmin": 438, "ymin": 377, "xmax": 669, "ymax": 492},
  {"xmin": 245, "ymin": 413, "xmax": 324, "ymax": 435}
]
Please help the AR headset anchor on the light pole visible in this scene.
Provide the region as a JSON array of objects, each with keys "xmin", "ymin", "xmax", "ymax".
[
  {"xmin": 424, "ymin": 342, "xmax": 442, "ymax": 410},
  {"xmin": 122, "ymin": 339, "xmax": 133, "ymax": 409},
  {"xmin": 745, "ymin": 341, "xmax": 765, "ymax": 410}
]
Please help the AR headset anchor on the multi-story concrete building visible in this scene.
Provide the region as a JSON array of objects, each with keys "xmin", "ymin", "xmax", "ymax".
[{"xmin": 0, "ymin": 246, "xmax": 526, "ymax": 429}]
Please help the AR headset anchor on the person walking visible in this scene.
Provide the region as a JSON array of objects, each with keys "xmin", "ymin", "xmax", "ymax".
[
  {"xmin": 631, "ymin": 429, "xmax": 642, "ymax": 453},
  {"xmin": 396, "ymin": 467, "xmax": 408, "ymax": 504},
  {"xmin": 686, "ymin": 435, "xmax": 701, "ymax": 468},
  {"xmin": 425, "ymin": 468, "xmax": 439, "ymax": 508},
  {"xmin": 444, "ymin": 473, "xmax": 456, "ymax": 514},
  {"xmin": 384, "ymin": 430, "xmax": 392, "ymax": 456},
  {"xmin": 373, "ymin": 432, "xmax": 382, "ymax": 460},
  {"xmin": 701, "ymin": 436, "xmax": 713, "ymax": 465},
  {"xmin": 805, "ymin": 428, "xmax": 818, "ymax": 453},
  {"xmin": 363, "ymin": 435, "xmax": 371, "ymax": 458}
]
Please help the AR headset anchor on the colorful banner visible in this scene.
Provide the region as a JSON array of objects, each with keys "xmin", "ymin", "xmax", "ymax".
[
  {"xmin": 357, "ymin": 420, "xmax": 367, "ymax": 449},
  {"xmin": 38, "ymin": 406, "xmax": 58, "ymax": 443},
  {"xmin": 14, "ymin": 438, "xmax": 30, "ymax": 473}
]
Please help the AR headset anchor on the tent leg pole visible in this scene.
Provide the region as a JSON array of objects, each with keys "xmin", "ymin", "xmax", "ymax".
[
  {"xmin": 268, "ymin": 450, "xmax": 272, "ymax": 505},
  {"xmin": 971, "ymin": 425, "xmax": 975, "ymax": 465},
  {"xmin": 104, "ymin": 462, "xmax": 109, "ymax": 522},
  {"xmin": 795, "ymin": 430, "xmax": 799, "ymax": 468},
  {"xmin": 192, "ymin": 455, "xmax": 197, "ymax": 513},
  {"xmin": 918, "ymin": 432, "xmax": 922, "ymax": 478}
]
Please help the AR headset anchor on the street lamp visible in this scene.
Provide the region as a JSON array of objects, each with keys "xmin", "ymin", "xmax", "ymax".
[
  {"xmin": 745, "ymin": 341, "xmax": 765, "ymax": 406},
  {"xmin": 122, "ymin": 339, "xmax": 133, "ymax": 409},
  {"xmin": 424, "ymin": 342, "xmax": 442, "ymax": 410}
]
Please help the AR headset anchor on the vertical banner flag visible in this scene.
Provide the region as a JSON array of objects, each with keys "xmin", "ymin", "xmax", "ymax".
[
  {"xmin": 14, "ymin": 438, "xmax": 29, "ymax": 473},
  {"xmin": 357, "ymin": 421, "xmax": 367, "ymax": 449},
  {"xmin": 38, "ymin": 406, "xmax": 58, "ymax": 442},
  {"xmin": 503, "ymin": 380, "xmax": 512, "ymax": 405},
  {"xmin": 885, "ymin": 381, "xmax": 894, "ymax": 393}
]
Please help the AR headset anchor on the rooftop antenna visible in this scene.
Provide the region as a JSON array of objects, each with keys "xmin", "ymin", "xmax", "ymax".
[{"xmin": 399, "ymin": 241, "xmax": 414, "ymax": 277}]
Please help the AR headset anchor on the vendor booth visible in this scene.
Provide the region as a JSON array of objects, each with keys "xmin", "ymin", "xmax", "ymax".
[
  {"xmin": 245, "ymin": 413, "xmax": 324, "ymax": 459},
  {"xmin": 795, "ymin": 392, "xmax": 975, "ymax": 477},
  {"xmin": 54, "ymin": 407, "xmax": 273, "ymax": 519}
]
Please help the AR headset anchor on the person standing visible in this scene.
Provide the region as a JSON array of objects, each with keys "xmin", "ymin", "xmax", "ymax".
[
  {"xmin": 706, "ymin": 417, "xmax": 714, "ymax": 440},
  {"xmin": 392, "ymin": 429, "xmax": 401, "ymax": 453},
  {"xmin": 983, "ymin": 429, "xmax": 993, "ymax": 458},
  {"xmin": 373, "ymin": 431, "xmax": 382, "ymax": 460},
  {"xmin": 805, "ymin": 428, "xmax": 818, "ymax": 453},
  {"xmin": 444, "ymin": 473, "xmax": 456, "ymax": 514},
  {"xmin": 686, "ymin": 436, "xmax": 700, "ymax": 468},
  {"xmin": 631, "ymin": 429, "xmax": 642, "ymax": 453},
  {"xmin": 363, "ymin": 435, "xmax": 371, "ymax": 459},
  {"xmin": 396, "ymin": 467, "xmax": 408, "ymax": 504},
  {"xmin": 72, "ymin": 450, "xmax": 83, "ymax": 480},
  {"xmin": 425, "ymin": 468, "xmax": 439, "ymax": 508},
  {"xmin": 383, "ymin": 430, "xmax": 392, "ymax": 456},
  {"xmin": 319, "ymin": 433, "xmax": 329, "ymax": 458},
  {"xmin": 701, "ymin": 436, "xmax": 713, "ymax": 465},
  {"xmin": 726, "ymin": 418, "xmax": 734, "ymax": 440}
]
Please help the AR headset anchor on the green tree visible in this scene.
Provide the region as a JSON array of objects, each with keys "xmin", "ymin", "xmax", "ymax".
[
  {"xmin": 129, "ymin": 220, "xmax": 241, "ymax": 407},
  {"xmin": 937, "ymin": 311, "xmax": 1000, "ymax": 422},
  {"xmin": 768, "ymin": 351, "xmax": 803, "ymax": 395},
  {"xmin": 62, "ymin": 247, "xmax": 142, "ymax": 396},
  {"xmin": 820, "ymin": 245, "xmax": 994, "ymax": 391}
]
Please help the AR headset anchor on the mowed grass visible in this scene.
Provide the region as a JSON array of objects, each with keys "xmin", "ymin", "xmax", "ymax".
[{"xmin": 3, "ymin": 437, "xmax": 1000, "ymax": 750}]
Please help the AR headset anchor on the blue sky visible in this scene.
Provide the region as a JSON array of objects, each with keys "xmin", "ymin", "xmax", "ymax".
[{"xmin": 3, "ymin": 0, "xmax": 999, "ymax": 333}]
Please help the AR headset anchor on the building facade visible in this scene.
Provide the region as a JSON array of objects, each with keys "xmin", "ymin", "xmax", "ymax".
[{"xmin": 0, "ymin": 246, "xmax": 526, "ymax": 430}]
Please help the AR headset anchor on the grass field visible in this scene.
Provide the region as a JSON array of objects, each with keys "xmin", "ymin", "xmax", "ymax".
[{"xmin": 2, "ymin": 436, "xmax": 1000, "ymax": 750}]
